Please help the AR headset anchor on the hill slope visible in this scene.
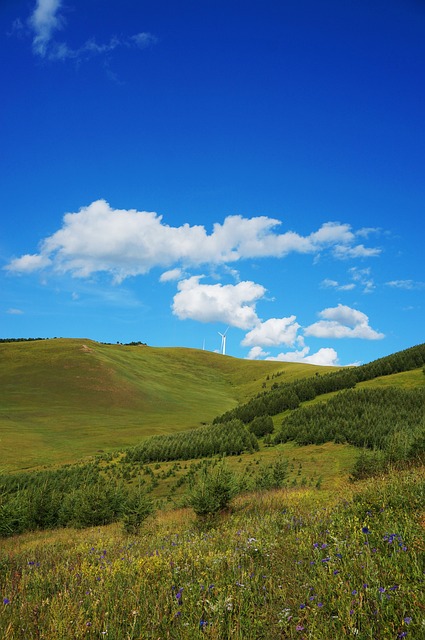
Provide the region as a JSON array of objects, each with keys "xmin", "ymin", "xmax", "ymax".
[{"xmin": 0, "ymin": 338, "xmax": 337, "ymax": 470}]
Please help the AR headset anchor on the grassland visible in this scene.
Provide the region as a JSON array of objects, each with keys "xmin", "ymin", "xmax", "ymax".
[
  {"xmin": 0, "ymin": 339, "xmax": 337, "ymax": 470},
  {"xmin": 1, "ymin": 467, "xmax": 424, "ymax": 639},
  {"xmin": 0, "ymin": 339, "xmax": 424, "ymax": 638}
]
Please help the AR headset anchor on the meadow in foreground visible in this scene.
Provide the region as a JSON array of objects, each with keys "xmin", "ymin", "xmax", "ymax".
[{"xmin": 1, "ymin": 468, "xmax": 424, "ymax": 640}]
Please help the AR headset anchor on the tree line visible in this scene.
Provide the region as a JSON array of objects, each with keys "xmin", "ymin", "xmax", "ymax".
[
  {"xmin": 213, "ymin": 343, "xmax": 425, "ymax": 425},
  {"xmin": 125, "ymin": 419, "xmax": 259, "ymax": 464}
]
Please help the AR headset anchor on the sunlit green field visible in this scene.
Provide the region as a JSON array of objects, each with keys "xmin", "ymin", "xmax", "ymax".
[{"xmin": 0, "ymin": 339, "xmax": 337, "ymax": 471}]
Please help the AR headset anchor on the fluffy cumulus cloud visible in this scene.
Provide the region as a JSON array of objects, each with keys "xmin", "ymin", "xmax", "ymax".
[
  {"xmin": 265, "ymin": 346, "xmax": 340, "ymax": 366},
  {"xmin": 246, "ymin": 346, "xmax": 270, "ymax": 360},
  {"xmin": 5, "ymin": 200, "xmax": 381, "ymax": 281},
  {"xmin": 172, "ymin": 276, "xmax": 265, "ymax": 329},
  {"xmin": 26, "ymin": 1, "xmax": 156, "ymax": 61},
  {"xmin": 159, "ymin": 268, "xmax": 184, "ymax": 283},
  {"xmin": 242, "ymin": 316, "xmax": 301, "ymax": 347},
  {"xmin": 305, "ymin": 304, "xmax": 384, "ymax": 340}
]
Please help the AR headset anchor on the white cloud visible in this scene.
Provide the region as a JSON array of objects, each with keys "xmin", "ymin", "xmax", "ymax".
[
  {"xmin": 172, "ymin": 276, "xmax": 265, "ymax": 329},
  {"xmin": 349, "ymin": 267, "xmax": 375, "ymax": 293},
  {"xmin": 160, "ymin": 268, "xmax": 184, "ymax": 283},
  {"xmin": 26, "ymin": 1, "xmax": 156, "ymax": 61},
  {"xmin": 333, "ymin": 244, "xmax": 381, "ymax": 259},
  {"xmin": 242, "ymin": 316, "xmax": 301, "ymax": 347},
  {"xmin": 7, "ymin": 308, "xmax": 24, "ymax": 315},
  {"xmin": 29, "ymin": 0, "xmax": 64, "ymax": 57},
  {"xmin": 320, "ymin": 279, "xmax": 355, "ymax": 291},
  {"xmin": 266, "ymin": 346, "xmax": 340, "ymax": 366},
  {"xmin": 6, "ymin": 253, "xmax": 51, "ymax": 273},
  {"xmin": 131, "ymin": 33, "xmax": 158, "ymax": 48},
  {"xmin": 386, "ymin": 279, "xmax": 425, "ymax": 290},
  {"xmin": 5, "ymin": 200, "xmax": 382, "ymax": 281},
  {"xmin": 305, "ymin": 304, "xmax": 384, "ymax": 340},
  {"xmin": 246, "ymin": 346, "xmax": 270, "ymax": 360}
]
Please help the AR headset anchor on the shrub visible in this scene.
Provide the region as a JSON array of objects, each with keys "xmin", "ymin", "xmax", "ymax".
[
  {"xmin": 188, "ymin": 462, "xmax": 237, "ymax": 517},
  {"xmin": 59, "ymin": 482, "xmax": 125, "ymax": 528},
  {"xmin": 121, "ymin": 487, "xmax": 154, "ymax": 534},
  {"xmin": 248, "ymin": 415, "xmax": 274, "ymax": 437}
]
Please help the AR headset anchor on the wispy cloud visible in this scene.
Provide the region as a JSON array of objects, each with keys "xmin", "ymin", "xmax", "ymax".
[
  {"xmin": 25, "ymin": 1, "xmax": 157, "ymax": 62},
  {"xmin": 7, "ymin": 308, "xmax": 24, "ymax": 315},
  {"xmin": 386, "ymin": 279, "xmax": 425, "ymax": 290},
  {"xmin": 29, "ymin": 0, "xmax": 64, "ymax": 57},
  {"xmin": 320, "ymin": 278, "xmax": 356, "ymax": 292}
]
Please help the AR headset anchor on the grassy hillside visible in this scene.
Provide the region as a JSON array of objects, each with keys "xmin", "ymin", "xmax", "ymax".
[
  {"xmin": 1, "ymin": 467, "xmax": 424, "ymax": 639},
  {"xmin": 0, "ymin": 338, "xmax": 336, "ymax": 470}
]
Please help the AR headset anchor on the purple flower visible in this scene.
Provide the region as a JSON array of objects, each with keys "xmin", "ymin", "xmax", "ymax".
[
  {"xmin": 352, "ymin": 590, "xmax": 357, "ymax": 595},
  {"xmin": 404, "ymin": 617, "xmax": 412, "ymax": 625},
  {"xmin": 296, "ymin": 625, "xmax": 305, "ymax": 632},
  {"xmin": 317, "ymin": 602, "xmax": 323, "ymax": 608},
  {"xmin": 299, "ymin": 603, "xmax": 306, "ymax": 609},
  {"xmin": 3, "ymin": 598, "xmax": 10, "ymax": 605},
  {"xmin": 398, "ymin": 633, "xmax": 408, "ymax": 638},
  {"xmin": 362, "ymin": 526, "xmax": 370, "ymax": 534},
  {"xmin": 176, "ymin": 588, "xmax": 183, "ymax": 605}
]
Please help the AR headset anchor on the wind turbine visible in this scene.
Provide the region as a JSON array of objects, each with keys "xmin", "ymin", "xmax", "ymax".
[{"xmin": 218, "ymin": 327, "xmax": 229, "ymax": 355}]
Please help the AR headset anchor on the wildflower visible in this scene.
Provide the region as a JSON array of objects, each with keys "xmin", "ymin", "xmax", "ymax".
[
  {"xmin": 318, "ymin": 602, "xmax": 323, "ymax": 608},
  {"xmin": 176, "ymin": 588, "xmax": 183, "ymax": 605},
  {"xmin": 404, "ymin": 617, "xmax": 412, "ymax": 625},
  {"xmin": 299, "ymin": 603, "xmax": 306, "ymax": 609},
  {"xmin": 352, "ymin": 590, "xmax": 357, "ymax": 595},
  {"xmin": 362, "ymin": 526, "xmax": 370, "ymax": 534},
  {"xmin": 296, "ymin": 625, "xmax": 305, "ymax": 631},
  {"xmin": 378, "ymin": 587, "xmax": 386, "ymax": 593},
  {"xmin": 3, "ymin": 598, "xmax": 10, "ymax": 605},
  {"xmin": 398, "ymin": 633, "xmax": 408, "ymax": 638},
  {"xmin": 199, "ymin": 619, "xmax": 208, "ymax": 629}
]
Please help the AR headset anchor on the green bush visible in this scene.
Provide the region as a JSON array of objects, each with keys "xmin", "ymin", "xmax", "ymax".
[
  {"xmin": 59, "ymin": 482, "xmax": 125, "ymax": 528},
  {"xmin": 0, "ymin": 491, "xmax": 30, "ymax": 537},
  {"xmin": 188, "ymin": 463, "xmax": 237, "ymax": 517},
  {"xmin": 248, "ymin": 415, "xmax": 274, "ymax": 437},
  {"xmin": 122, "ymin": 488, "xmax": 154, "ymax": 534}
]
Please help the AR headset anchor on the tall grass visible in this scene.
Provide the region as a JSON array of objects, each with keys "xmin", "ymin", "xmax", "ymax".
[{"xmin": 1, "ymin": 468, "xmax": 424, "ymax": 639}]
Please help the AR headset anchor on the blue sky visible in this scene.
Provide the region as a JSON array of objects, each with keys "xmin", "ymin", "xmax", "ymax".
[{"xmin": 1, "ymin": 0, "xmax": 424, "ymax": 366}]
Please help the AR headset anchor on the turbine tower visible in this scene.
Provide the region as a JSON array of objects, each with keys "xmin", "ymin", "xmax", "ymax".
[{"xmin": 218, "ymin": 327, "xmax": 229, "ymax": 355}]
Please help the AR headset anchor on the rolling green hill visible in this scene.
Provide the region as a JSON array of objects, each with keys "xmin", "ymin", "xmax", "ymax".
[{"xmin": 0, "ymin": 338, "xmax": 337, "ymax": 470}]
